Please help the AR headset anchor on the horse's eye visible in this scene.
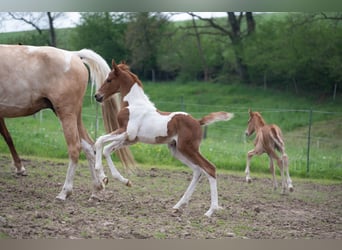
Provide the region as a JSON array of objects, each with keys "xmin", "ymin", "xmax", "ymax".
[{"xmin": 106, "ymin": 79, "xmax": 111, "ymax": 83}]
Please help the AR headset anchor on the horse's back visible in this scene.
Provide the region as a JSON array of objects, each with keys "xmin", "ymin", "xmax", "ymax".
[
  {"xmin": 260, "ymin": 124, "xmax": 284, "ymax": 152},
  {"xmin": 0, "ymin": 45, "xmax": 88, "ymax": 117}
]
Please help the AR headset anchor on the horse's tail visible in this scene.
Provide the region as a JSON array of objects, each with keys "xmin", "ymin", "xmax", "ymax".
[
  {"xmin": 199, "ymin": 111, "xmax": 234, "ymax": 126},
  {"xmin": 73, "ymin": 49, "xmax": 110, "ymax": 94},
  {"xmin": 74, "ymin": 49, "xmax": 137, "ymax": 171},
  {"xmin": 269, "ymin": 125, "xmax": 285, "ymax": 153}
]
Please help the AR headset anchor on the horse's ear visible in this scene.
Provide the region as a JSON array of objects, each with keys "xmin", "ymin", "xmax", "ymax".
[
  {"xmin": 248, "ymin": 108, "xmax": 252, "ymax": 114},
  {"xmin": 111, "ymin": 59, "xmax": 117, "ymax": 69},
  {"xmin": 112, "ymin": 59, "xmax": 120, "ymax": 75},
  {"xmin": 120, "ymin": 60, "xmax": 126, "ymax": 65}
]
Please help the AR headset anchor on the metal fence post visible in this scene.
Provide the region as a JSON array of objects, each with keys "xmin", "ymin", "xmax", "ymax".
[{"xmin": 306, "ymin": 108, "xmax": 313, "ymax": 175}]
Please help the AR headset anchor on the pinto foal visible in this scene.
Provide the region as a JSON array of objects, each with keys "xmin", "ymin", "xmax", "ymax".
[
  {"xmin": 245, "ymin": 109, "xmax": 293, "ymax": 193},
  {"xmin": 94, "ymin": 60, "xmax": 234, "ymax": 217}
]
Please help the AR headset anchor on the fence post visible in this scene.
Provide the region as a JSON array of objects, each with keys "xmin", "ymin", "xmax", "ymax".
[
  {"xmin": 180, "ymin": 96, "xmax": 185, "ymax": 111},
  {"xmin": 306, "ymin": 108, "xmax": 313, "ymax": 176},
  {"xmin": 95, "ymin": 102, "xmax": 99, "ymax": 139}
]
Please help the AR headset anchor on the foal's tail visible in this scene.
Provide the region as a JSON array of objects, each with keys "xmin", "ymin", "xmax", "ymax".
[
  {"xmin": 73, "ymin": 49, "xmax": 137, "ymax": 171},
  {"xmin": 199, "ymin": 112, "xmax": 234, "ymax": 126}
]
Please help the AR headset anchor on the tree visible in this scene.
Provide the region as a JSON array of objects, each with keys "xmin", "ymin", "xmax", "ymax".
[
  {"xmin": 186, "ymin": 12, "xmax": 255, "ymax": 83},
  {"xmin": 125, "ymin": 12, "xmax": 170, "ymax": 81},
  {"xmin": 71, "ymin": 12, "xmax": 129, "ymax": 64},
  {"xmin": 6, "ymin": 12, "xmax": 64, "ymax": 47}
]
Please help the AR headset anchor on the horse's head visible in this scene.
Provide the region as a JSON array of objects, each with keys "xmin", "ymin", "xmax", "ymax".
[
  {"xmin": 245, "ymin": 109, "xmax": 264, "ymax": 136},
  {"xmin": 95, "ymin": 60, "xmax": 132, "ymax": 103}
]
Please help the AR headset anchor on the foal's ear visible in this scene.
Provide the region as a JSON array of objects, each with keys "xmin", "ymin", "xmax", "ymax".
[{"xmin": 112, "ymin": 59, "xmax": 120, "ymax": 75}]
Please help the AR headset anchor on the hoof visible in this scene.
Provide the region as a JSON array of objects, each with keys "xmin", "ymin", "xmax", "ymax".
[
  {"xmin": 88, "ymin": 194, "xmax": 103, "ymax": 202},
  {"xmin": 172, "ymin": 208, "xmax": 182, "ymax": 215},
  {"xmin": 289, "ymin": 186, "xmax": 294, "ymax": 192},
  {"xmin": 103, "ymin": 177, "xmax": 109, "ymax": 185},
  {"xmin": 126, "ymin": 180, "xmax": 132, "ymax": 187},
  {"xmin": 246, "ymin": 178, "xmax": 252, "ymax": 184},
  {"xmin": 55, "ymin": 195, "xmax": 66, "ymax": 202}
]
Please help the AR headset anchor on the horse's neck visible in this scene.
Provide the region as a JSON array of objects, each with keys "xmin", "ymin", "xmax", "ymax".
[
  {"xmin": 123, "ymin": 83, "xmax": 155, "ymax": 108},
  {"xmin": 254, "ymin": 118, "xmax": 266, "ymax": 133}
]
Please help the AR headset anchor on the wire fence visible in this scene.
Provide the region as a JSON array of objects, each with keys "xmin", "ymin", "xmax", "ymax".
[{"xmin": 2, "ymin": 97, "xmax": 341, "ymax": 176}]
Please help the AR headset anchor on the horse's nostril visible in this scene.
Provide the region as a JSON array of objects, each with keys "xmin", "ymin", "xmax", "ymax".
[{"xmin": 94, "ymin": 94, "xmax": 103, "ymax": 103}]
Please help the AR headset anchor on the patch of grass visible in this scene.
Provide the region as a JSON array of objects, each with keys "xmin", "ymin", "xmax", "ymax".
[
  {"xmin": 0, "ymin": 232, "xmax": 10, "ymax": 239},
  {"xmin": 1, "ymin": 82, "xmax": 341, "ymax": 181}
]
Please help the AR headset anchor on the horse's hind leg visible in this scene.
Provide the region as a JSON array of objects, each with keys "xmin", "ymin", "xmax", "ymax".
[
  {"xmin": 169, "ymin": 145, "xmax": 202, "ymax": 212},
  {"xmin": 282, "ymin": 153, "xmax": 293, "ymax": 192},
  {"xmin": 170, "ymin": 143, "xmax": 221, "ymax": 217},
  {"xmin": 268, "ymin": 156, "xmax": 278, "ymax": 190},
  {"xmin": 0, "ymin": 118, "xmax": 26, "ymax": 175}
]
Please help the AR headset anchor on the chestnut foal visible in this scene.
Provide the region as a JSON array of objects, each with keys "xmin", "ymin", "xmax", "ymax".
[
  {"xmin": 94, "ymin": 60, "xmax": 234, "ymax": 217},
  {"xmin": 245, "ymin": 109, "xmax": 293, "ymax": 193}
]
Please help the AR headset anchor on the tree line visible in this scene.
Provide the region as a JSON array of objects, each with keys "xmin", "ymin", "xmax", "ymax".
[{"xmin": 1, "ymin": 12, "xmax": 341, "ymax": 97}]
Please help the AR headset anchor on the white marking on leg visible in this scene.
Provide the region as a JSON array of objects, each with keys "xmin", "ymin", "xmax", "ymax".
[
  {"xmin": 173, "ymin": 168, "xmax": 202, "ymax": 210},
  {"xmin": 81, "ymin": 139, "xmax": 106, "ymax": 191},
  {"xmin": 56, "ymin": 159, "xmax": 77, "ymax": 200},
  {"xmin": 103, "ymin": 140, "xmax": 130, "ymax": 185},
  {"xmin": 245, "ymin": 150, "xmax": 253, "ymax": 183},
  {"xmin": 169, "ymin": 147, "xmax": 202, "ymax": 210},
  {"xmin": 205, "ymin": 175, "xmax": 222, "ymax": 217},
  {"xmin": 269, "ymin": 157, "xmax": 278, "ymax": 190}
]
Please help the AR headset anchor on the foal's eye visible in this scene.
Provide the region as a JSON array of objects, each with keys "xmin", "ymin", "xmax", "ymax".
[{"xmin": 106, "ymin": 79, "xmax": 111, "ymax": 83}]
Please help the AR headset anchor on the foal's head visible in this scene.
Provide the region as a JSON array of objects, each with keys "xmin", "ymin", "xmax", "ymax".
[
  {"xmin": 95, "ymin": 60, "xmax": 141, "ymax": 103},
  {"xmin": 245, "ymin": 109, "xmax": 266, "ymax": 136}
]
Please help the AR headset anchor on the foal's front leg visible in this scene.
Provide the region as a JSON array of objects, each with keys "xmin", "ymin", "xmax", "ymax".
[
  {"xmin": 103, "ymin": 137, "xmax": 132, "ymax": 186},
  {"xmin": 94, "ymin": 131, "xmax": 131, "ymax": 186},
  {"xmin": 245, "ymin": 149, "xmax": 255, "ymax": 183}
]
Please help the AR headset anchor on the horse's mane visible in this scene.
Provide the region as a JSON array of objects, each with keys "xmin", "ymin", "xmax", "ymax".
[
  {"xmin": 118, "ymin": 63, "xmax": 143, "ymax": 87},
  {"xmin": 252, "ymin": 111, "xmax": 266, "ymax": 126}
]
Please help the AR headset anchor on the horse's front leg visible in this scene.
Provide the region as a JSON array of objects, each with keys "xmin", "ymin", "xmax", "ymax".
[
  {"xmin": 102, "ymin": 133, "xmax": 132, "ymax": 186},
  {"xmin": 95, "ymin": 131, "xmax": 131, "ymax": 186},
  {"xmin": 80, "ymin": 139, "xmax": 107, "ymax": 200},
  {"xmin": 245, "ymin": 149, "xmax": 255, "ymax": 183},
  {"xmin": 94, "ymin": 133, "xmax": 114, "ymax": 183}
]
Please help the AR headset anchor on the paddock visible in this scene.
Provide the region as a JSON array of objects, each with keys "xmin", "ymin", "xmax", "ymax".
[{"xmin": 0, "ymin": 155, "xmax": 340, "ymax": 239}]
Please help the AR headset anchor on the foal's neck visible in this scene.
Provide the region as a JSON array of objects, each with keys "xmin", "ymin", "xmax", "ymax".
[{"xmin": 122, "ymin": 82, "xmax": 154, "ymax": 108}]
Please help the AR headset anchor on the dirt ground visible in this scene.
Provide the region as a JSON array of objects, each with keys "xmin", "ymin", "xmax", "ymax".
[{"xmin": 0, "ymin": 155, "xmax": 341, "ymax": 239}]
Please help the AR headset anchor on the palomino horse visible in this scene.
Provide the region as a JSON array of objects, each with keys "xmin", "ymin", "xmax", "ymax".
[
  {"xmin": 245, "ymin": 109, "xmax": 294, "ymax": 193},
  {"xmin": 94, "ymin": 60, "xmax": 234, "ymax": 217},
  {"xmin": 0, "ymin": 44, "xmax": 134, "ymax": 201}
]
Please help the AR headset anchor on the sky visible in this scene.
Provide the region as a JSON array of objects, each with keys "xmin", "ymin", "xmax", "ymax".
[{"xmin": 0, "ymin": 12, "xmax": 227, "ymax": 33}]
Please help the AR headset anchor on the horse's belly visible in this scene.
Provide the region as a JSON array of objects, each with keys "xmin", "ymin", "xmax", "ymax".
[
  {"xmin": 0, "ymin": 89, "xmax": 43, "ymax": 117},
  {"xmin": 133, "ymin": 111, "xmax": 186, "ymax": 144}
]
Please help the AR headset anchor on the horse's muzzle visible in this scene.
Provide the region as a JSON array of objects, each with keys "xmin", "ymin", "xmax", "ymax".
[{"xmin": 94, "ymin": 94, "xmax": 104, "ymax": 103}]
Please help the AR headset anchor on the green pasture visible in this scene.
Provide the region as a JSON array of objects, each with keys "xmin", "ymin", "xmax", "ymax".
[{"xmin": 0, "ymin": 82, "xmax": 341, "ymax": 181}]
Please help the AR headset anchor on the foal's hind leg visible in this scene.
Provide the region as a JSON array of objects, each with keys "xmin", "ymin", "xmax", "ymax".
[
  {"xmin": 170, "ymin": 144, "xmax": 221, "ymax": 217},
  {"xmin": 268, "ymin": 156, "xmax": 278, "ymax": 191},
  {"xmin": 0, "ymin": 118, "xmax": 26, "ymax": 175},
  {"xmin": 169, "ymin": 146, "xmax": 202, "ymax": 211},
  {"xmin": 282, "ymin": 153, "xmax": 294, "ymax": 192}
]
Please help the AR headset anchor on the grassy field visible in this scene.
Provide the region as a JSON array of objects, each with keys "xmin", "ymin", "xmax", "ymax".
[{"xmin": 0, "ymin": 81, "xmax": 341, "ymax": 180}]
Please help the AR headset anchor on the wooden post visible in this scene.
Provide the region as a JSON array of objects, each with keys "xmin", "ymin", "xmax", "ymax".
[{"xmin": 306, "ymin": 108, "xmax": 313, "ymax": 176}]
